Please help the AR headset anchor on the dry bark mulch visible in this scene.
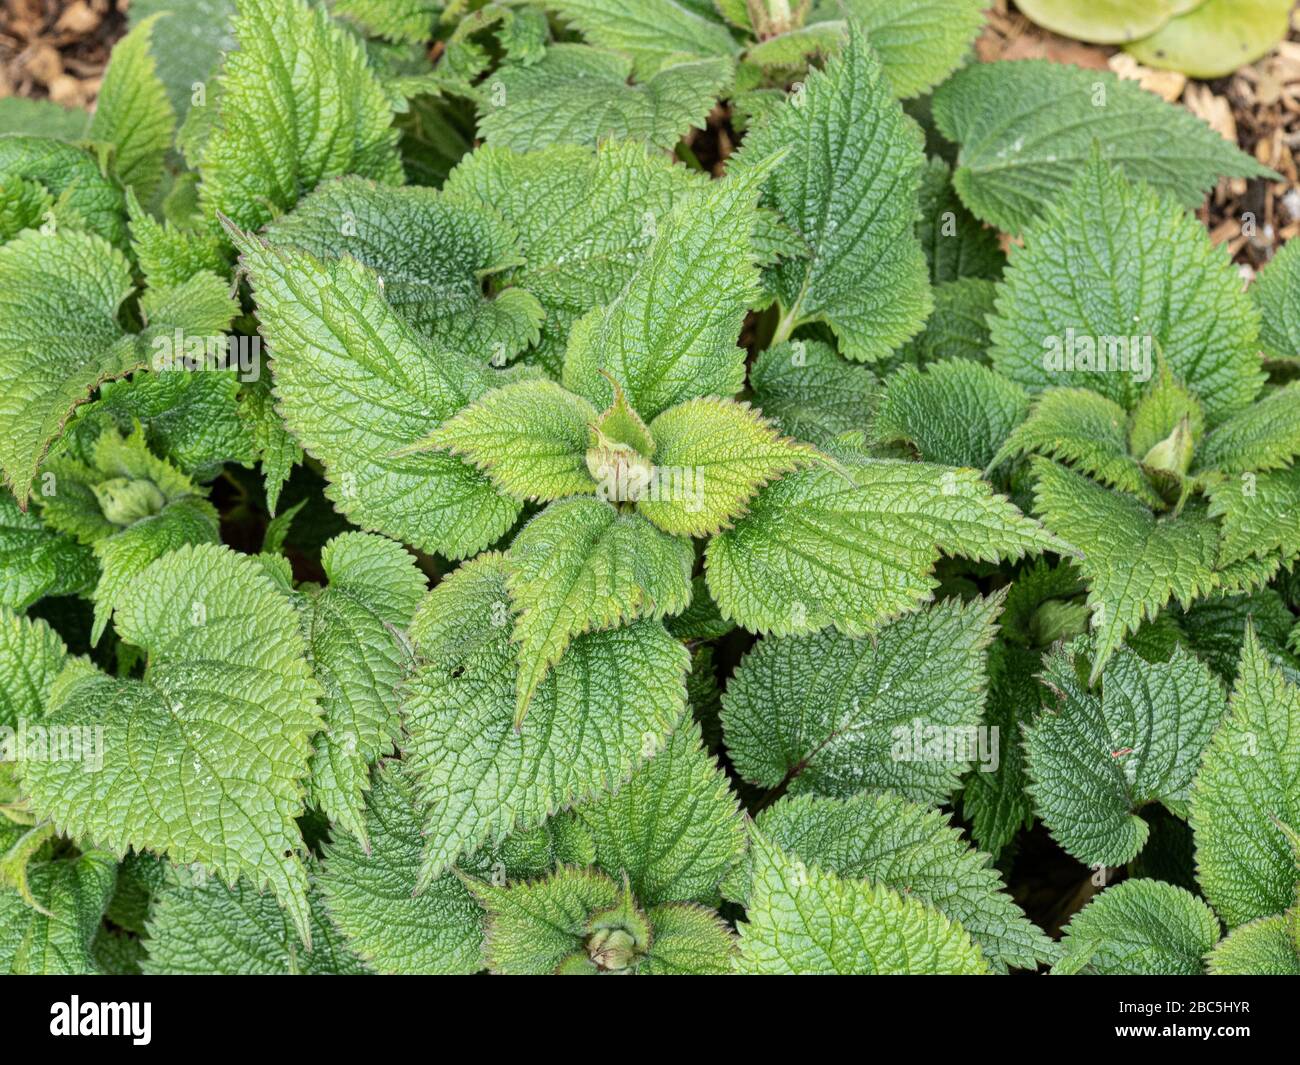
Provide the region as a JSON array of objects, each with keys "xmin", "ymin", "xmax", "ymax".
[{"xmin": 0, "ymin": 0, "xmax": 124, "ymax": 110}]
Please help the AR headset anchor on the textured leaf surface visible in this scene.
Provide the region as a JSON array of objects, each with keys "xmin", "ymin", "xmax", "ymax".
[
  {"xmin": 0, "ymin": 136, "xmax": 128, "ymax": 247},
  {"xmin": 1252, "ymin": 237, "xmax": 1300, "ymax": 361},
  {"xmin": 403, "ymin": 554, "xmax": 688, "ymax": 886},
  {"xmin": 1198, "ymin": 383, "xmax": 1300, "ymax": 474},
  {"xmin": 318, "ymin": 764, "xmax": 485, "ymax": 975},
  {"xmin": 1207, "ymin": 910, "xmax": 1300, "ymax": 975},
  {"xmin": 831, "ymin": 0, "xmax": 988, "ymax": 98},
  {"xmin": 142, "ymin": 874, "xmax": 367, "ymax": 975},
  {"xmin": 236, "ymin": 232, "xmax": 520, "ymax": 559},
  {"xmin": 542, "ymin": 0, "xmax": 739, "ymax": 78},
  {"xmin": 734, "ymin": 831, "xmax": 991, "ymax": 974},
  {"xmin": 0, "ymin": 852, "xmax": 115, "ymax": 975},
  {"xmin": 706, "ymin": 457, "xmax": 1064, "ymax": 636},
  {"xmin": 1024, "ymin": 642, "xmax": 1225, "ymax": 866},
  {"xmin": 0, "ymin": 493, "xmax": 96, "ymax": 611},
  {"xmin": 478, "ymin": 46, "xmax": 730, "ymax": 152},
  {"xmin": 915, "ymin": 155, "xmax": 1004, "ymax": 283},
  {"xmin": 1191, "ymin": 629, "xmax": 1300, "ymax": 927},
  {"xmin": 22, "ymin": 544, "xmax": 322, "ymax": 944},
  {"xmin": 748, "ymin": 339, "xmax": 875, "ymax": 448},
  {"xmin": 0, "ymin": 607, "xmax": 68, "ymax": 727},
  {"xmin": 638, "ymin": 398, "xmax": 814, "ymax": 537},
  {"xmin": 873, "ymin": 359, "xmax": 1027, "ymax": 469},
  {"xmin": 1207, "ymin": 466, "xmax": 1300, "ymax": 566},
  {"xmin": 988, "ymin": 156, "xmax": 1262, "ymax": 423},
  {"xmin": 576, "ymin": 719, "xmax": 745, "ymax": 906},
  {"xmin": 732, "ymin": 24, "xmax": 931, "ymax": 362},
  {"xmin": 198, "ymin": 0, "xmax": 402, "ymax": 232},
  {"xmin": 562, "ymin": 166, "xmax": 765, "ymax": 420},
  {"xmin": 748, "ymin": 792, "xmax": 1054, "ymax": 971},
  {"xmin": 721, "ymin": 594, "xmax": 1002, "ymax": 804},
  {"xmin": 932, "ymin": 61, "xmax": 1274, "ymax": 234},
  {"xmin": 507, "ymin": 498, "xmax": 693, "ymax": 720},
  {"xmin": 1052, "ymin": 879, "xmax": 1219, "ymax": 975}
]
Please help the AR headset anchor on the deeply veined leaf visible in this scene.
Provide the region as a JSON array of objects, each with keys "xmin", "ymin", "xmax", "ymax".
[
  {"xmin": 1052, "ymin": 879, "xmax": 1220, "ymax": 976},
  {"xmin": 745, "ymin": 792, "xmax": 1055, "ymax": 971},
  {"xmin": 0, "ymin": 607, "xmax": 69, "ymax": 728},
  {"xmin": 0, "ymin": 136, "xmax": 128, "ymax": 248},
  {"xmin": 748, "ymin": 339, "xmax": 876, "ymax": 448},
  {"xmin": 443, "ymin": 141, "xmax": 708, "ymax": 375},
  {"xmin": 0, "ymin": 493, "xmax": 96, "ymax": 611},
  {"xmin": 428, "ymin": 379, "xmax": 598, "ymax": 503},
  {"xmin": 21, "ymin": 543, "xmax": 323, "ymax": 945},
  {"xmin": 932, "ymin": 61, "xmax": 1274, "ymax": 235},
  {"xmin": 1198, "ymin": 383, "xmax": 1300, "ymax": 474},
  {"xmin": 1251, "ymin": 237, "xmax": 1300, "ymax": 362},
  {"xmin": 477, "ymin": 46, "xmax": 731, "ymax": 152},
  {"xmin": 731, "ymin": 23, "xmax": 931, "ymax": 363},
  {"xmin": 1207, "ymin": 909, "xmax": 1300, "ymax": 975},
  {"xmin": 541, "ymin": 0, "xmax": 740, "ymax": 79},
  {"xmin": 705, "ymin": 457, "xmax": 1065, "ymax": 637},
  {"xmin": 827, "ymin": 0, "xmax": 989, "ymax": 99},
  {"xmin": 721, "ymin": 593, "xmax": 1003, "ymax": 805},
  {"xmin": 318, "ymin": 763, "xmax": 486, "ymax": 976},
  {"xmin": 987, "ymin": 156, "xmax": 1263, "ymax": 424},
  {"xmin": 734, "ymin": 830, "xmax": 991, "ymax": 974},
  {"xmin": 235, "ymin": 230, "xmax": 521, "ymax": 560},
  {"xmin": 1024, "ymin": 642, "xmax": 1226, "ymax": 867},
  {"xmin": 562, "ymin": 163, "xmax": 768, "ymax": 420},
  {"xmin": 872, "ymin": 359, "xmax": 1028, "ymax": 469},
  {"xmin": 638, "ymin": 398, "xmax": 816, "ymax": 537},
  {"xmin": 262, "ymin": 177, "xmax": 542, "ymax": 362},
  {"xmin": 1191, "ymin": 628, "xmax": 1300, "ymax": 927},
  {"xmin": 1207, "ymin": 466, "xmax": 1300, "ymax": 566},
  {"xmin": 507, "ymin": 497, "xmax": 693, "ymax": 722},
  {"xmin": 88, "ymin": 14, "xmax": 176, "ymax": 202},
  {"xmin": 333, "ymin": 0, "xmax": 439, "ymax": 43},
  {"xmin": 993, "ymin": 388, "xmax": 1163, "ymax": 506},
  {"xmin": 142, "ymin": 873, "xmax": 368, "ymax": 975},
  {"xmin": 915, "ymin": 155, "xmax": 1004, "ymax": 284},
  {"xmin": 295, "ymin": 533, "xmax": 427, "ymax": 849},
  {"xmin": 0, "ymin": 851, "xmax": 116, "ymax": 975},
  {"xmin": 575, "ymin": 718, "xmax": 746, "ymax": 906},
  {"xmin": 403, "ymin": 554, "xmax": 688, "ymax": 886},
  {"xmin": 198, "ymin": 0, "xmax": 403, "ymax": 232},
  {"xmin": 1030, "ymin": 459, "xmax": 1220, "ymax": 683}
]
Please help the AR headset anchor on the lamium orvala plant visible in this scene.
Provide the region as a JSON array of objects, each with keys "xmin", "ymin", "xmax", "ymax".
[{"xmin": 0, "ymin": 0, "xmax": 1297, "ymax": 978}]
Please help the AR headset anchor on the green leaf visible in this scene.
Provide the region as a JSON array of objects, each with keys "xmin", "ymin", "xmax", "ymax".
[
  {"xmin": 1207, "ymin": 909, "xmax": 1300, "ymax": 975},
  {"xmin": 296, "ymin": 533, "xmax": 426, "ymax": 848},
  {"xmin": 334, "ymin": 0, "xmax": 439, "ymax": 43},
  {"xmin": 262, "ymin": 176, "xmax": 541, "ymax": 362},
  {"xmin": 721, "ymin": 593, "xmax": 1003, "ymax": 805},
  {"xmin": 1207, "ymin": 466, "xmax": 1300, "ymax": 567},
  {"xmin": 638, "ymin": 398, "xmax": 815, "ymax": 537},
  {"xmin": 993, "ymin": 388, "xmax": 1162, "ymax": 507},
  {"xmin": 932, "ymin": 60, "xmax": 1275, "ymax": 235},
  {"xmin": 576, "ymin": 718, "xmax": 745, "ymax": 906},
  {"xmin": 734, "ymin": 830, "xmax": 991, "ymax": 974},
  {"xmin": 1052, "ymin": 879, "xmax": 1220, "ymax": 976},
  {"xmin": 1024, "ymin": 642, "xmax": 1226, "ymax": 867},
  {"xmin": 129, "ymin": 0, "xmax": 237, "ymax": 122},
  {"xmin": 0, "ymin": 229, "xmax": 140, "ymax": 505},
  {"xmin": 732, "ymin": 23, "xmax": 931, "ymax": 363},
  {"xmin": 478, "ymin": 46, "xmax": 731, "ymax": 152},
  {"xmin": 1125, "ymin": 0, "xmax": 1293, "ymax": 80},
  {"xmin": 1014, "ymin": 0, "xmax": 1187, "ymax": 44},
  {"xmin": 987, "ymin": 156, "xmax": 1263, "ymax": 424},
  {"xmin": 235, "ymin": 230, "xmax": 521, "ymax": 560},
  {"xmin": 1191, "ymin": 627, "xmax": 1300, "ymax": 927},
  {"xmin": 0, "ymin": 851, "xmax": 116, "ymax": 974},
  {"xmin": 0, "ymin": 98, "xmax": 89, "ymax": 140},
  {"xmin": 1199, "ymin": 383, "xmax": 1300, "ymax": 475},
  {"xmin": 403, "ymin": 554, "xmax": 688, "ymax": 886},
  {"xmin": 1030, "ymin": 459, "xmax": 1219, "ymax": 683},
  {"xmin": 507, "ymin": 497, "xmax": 693, "ymax": 722},
  {"xmin": 0, "ymin": 492, "xmax": 96, "ymax": 611},
  {"xmin": 88, "ymin": 14, "xmax": 176, "ymax": 203},
  {"xmin": 872, "ymin": 359, "xmax": 1028, "ymax": 469},
  {"xmin": 831, "ymin": 0, "xmax": 989, "ymax": 99},
  {"xmin": 706, "ymin": 457, "xmax": 1065, "ymax": 636},
  {"xmin": 0, "ymin": 136, "xmax": 128, "ymax": 247},
  {"xmin": 1173, "ymin": 590, "xmax": 1299, "ymax": 684},
  {"xmin": 22, "ymin": 543, "xmax": 323, "ymax": 945},
  {"xmin": 0, "ymin": 607, "xmax": 69, "ymax": 728},
  {"xmin": 128, "ymin": 193, "xmax": 229, "ymax": 291},
  {"xmin": 198, "ymin": 0, "xmax": 403, "ymax": 232},
  {"xmin": 443, "ymin": 141, "xmax": 708, "ymax": 375},
  {"xmin": 240, "ymin": 378, "xmax": 300, "ymax": 516},
  {"xmin": 1251, "ymin": 237, "xmax": 1300, "ymax": 362},
  {"xmin": 748, "ymin": 339, "xmax": 876, "ymax": 449},
  {"xmin": 142, "ymin": 872, "xmax": 368, "ymax": 975},
  {"xmin": 318, "ymin": 763, "xmax": 486, "ymax": 975},
  {"xmin": 542, "ymin": 0, "xmax": 739, "ymax": 79},
  {"xmin": 747, "ymin": 792, "xmax": 1055, "ymax": 971},
  {"xmin": 562, "ymin": 165, "xmax": 766, "ymax": 420},
  {"xmin": 894, "ymin": 277, "xmax": 997, "ymax": 368},
  {"xmin": 915, "ymin": 155, "xmax": 1004, "ymax": 284},
  {"xmin": 428, "ymin": 379, "xmax": 598, "ymax": 503}
]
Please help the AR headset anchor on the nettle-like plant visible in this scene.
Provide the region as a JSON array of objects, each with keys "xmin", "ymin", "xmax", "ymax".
[{"xmin": 0, "ymin": 0, "xmax": 1297, "ymax": 977}]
